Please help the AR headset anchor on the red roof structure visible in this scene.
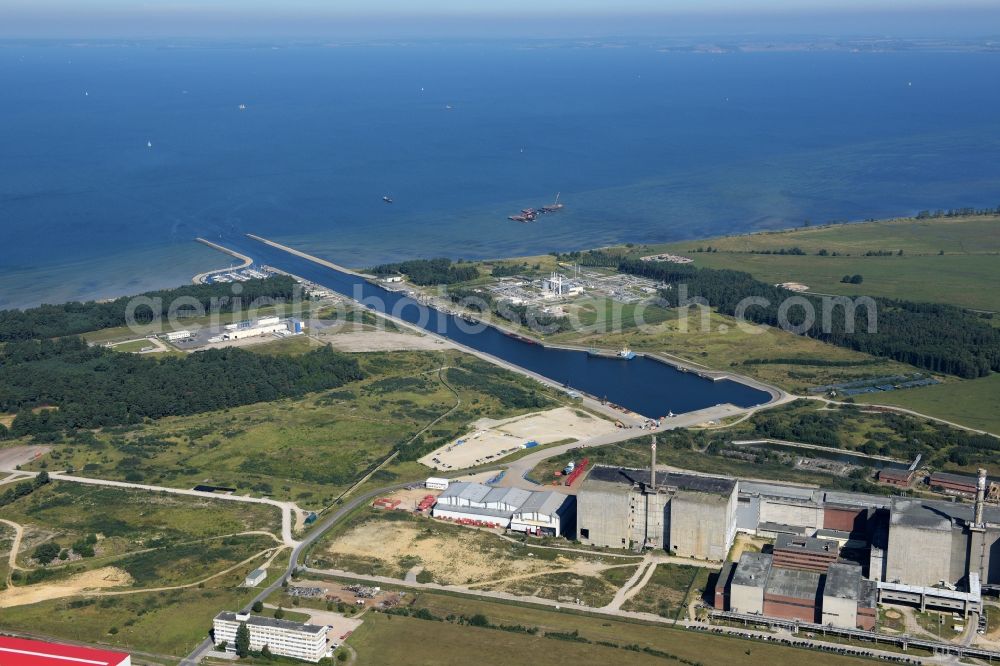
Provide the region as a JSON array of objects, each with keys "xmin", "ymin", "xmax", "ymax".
[{"xmin": 0, "ymin": 637, "xmax": 130, "ymax": 666}]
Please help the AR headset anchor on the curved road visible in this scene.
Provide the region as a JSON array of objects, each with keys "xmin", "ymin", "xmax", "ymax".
[{"xmin": 179, "ymin": 482, "xmax": 409, "ymax": 666}]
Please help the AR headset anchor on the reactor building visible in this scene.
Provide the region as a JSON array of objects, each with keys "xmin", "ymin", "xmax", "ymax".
[
  {"xmin": 573, "ymin": 439, "xmax": 998, "ymax": 622},
  {"xmin": 576, "ymin": 439, "xmax": 737, "ymax": 559}
]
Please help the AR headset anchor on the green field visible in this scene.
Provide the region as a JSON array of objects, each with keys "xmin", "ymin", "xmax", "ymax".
[
  {"xmin": 0, "ymin": 481, "xmax": 280, "ymax": 586},
  {"xmin": 16, "ymin": 349, "xmax": 563, "ymax": 505},
  {"xmin": 109, "ymin": 339, "xmax": 159, "ymax": 353},
  {"xmin": 347, "ymin": 591, "xmax": 875, "ymax": 666},
  {"xmin": 646, "ymin": 215, "xmax": 1000, "ymax": 311},
  {"xmin": 668, "ymin": 252, "xmax": 1000, "ymax": 312},
  {"xmin": 855, "ymin": 373, "xmax": 1000, "ymax": 436},
  {"xmin": 620, "ymin": 563, "xmax": 705, "ymax": 620},
  {"xmin": 0, "ymin": 524, "xmax": 12, "ymax": 591},
  {"xmin": 0, "ymin": 553, "xmax": 271, "ymax": 659},
  {"xmin": 661, "ymin": 215, "xmax": 1000, "ymax": 256},
  {"xmin": 547, "ymin": 308, "xmax": 918, "ymax": 394}
]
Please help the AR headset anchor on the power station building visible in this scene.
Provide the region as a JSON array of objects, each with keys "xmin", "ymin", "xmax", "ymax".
[
  {"xmin": 576, "ymin": 464, "xmax": 737, "ymax": 559},
  {"xmin": 719, "ymin": 548, "xmax": 878, "ymax": 629},
  {"xmin": 573, "ymin": 440, "xmax": 998, "ymax": 622}
]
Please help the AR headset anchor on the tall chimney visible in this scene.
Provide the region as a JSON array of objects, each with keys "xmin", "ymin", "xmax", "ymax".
[
  {"xmin": 650, "ymin": 436, "xmax": 657, "ymax": 491},
  {"xmin": 975, "ymin": 468, "xmax": 988, "ymax": 526}
]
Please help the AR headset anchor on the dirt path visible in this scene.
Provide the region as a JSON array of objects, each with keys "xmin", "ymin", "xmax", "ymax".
[
  {"xmin": 604, "ymin": 557, "xmax": 656, "ymax": 611},
  {"xmin": 0, "ymin": 473, "xmax": 33, "ymax": 487},
  {"xmin": 0, "ymin": 518, "xmax": 25, "ymax": 585},
  {"xmin": 0, "ymin": 545, "xmax": 284, "ymax": 610},
  {"xmin": 10, "ymin": 470, "xmax": 301, "ymax": 548}
]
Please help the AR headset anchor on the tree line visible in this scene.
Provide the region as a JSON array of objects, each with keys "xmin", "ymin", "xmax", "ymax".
[
  {"xmin": 369, "ymin": 258, "xmax": 479, "ymax": 285},
  {"xmin": 619, "ymin": 259, "xmax": 1000, "ymax": 378},
  {"xmin": 0, "ymin": 275, "xmax": 298, "ymax": 341},
  {"xmin": 915, "ymin": 206, "xmax": 1000, "ymax": 219},
  {"xmin": 0, "ymin": 337, "xmax": 363, "ymax": 436}
]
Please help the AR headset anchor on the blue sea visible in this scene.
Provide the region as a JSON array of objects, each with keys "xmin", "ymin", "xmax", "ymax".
[{"xmin": 1, "ymin": 40, "xmax": 999, "ymax": 309}]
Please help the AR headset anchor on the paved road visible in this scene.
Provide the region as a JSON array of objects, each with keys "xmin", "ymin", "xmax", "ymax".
[
  {"xmin": 808, "ymin": 395, "xmax": 999, "ymax": 438},
  {"xmin": 499, "ymin": 394, "xmax": 796, "ymax": 492},
  {"xmin": 298, "ymin": 566, "xmax": 942, "ymax": 663},
  {"xmin": 179, "ymin": 482, "xmax": 410, "ymax": 666}
]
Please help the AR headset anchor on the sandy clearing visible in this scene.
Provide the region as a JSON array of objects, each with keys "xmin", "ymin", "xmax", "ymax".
[
  {"xmin": 316, "ymin": 330, "xmax": 449, "ymax": 352},
  {"xmin": 0, "ymin": 446, "xmax": 50, "ymax": 472},
  {"xmin": 0, "ymin": 566, "xmax": 133, "ymax": 608},
  {"xmin": 419, "ymin": 406, "xmax": 617, "ymax": 470},
  {"xmin": 326, "ymin": 521, "xmax": 572, "ymax": 586},
  {"xmin": 374, "ymin": 488, "xmax": 441, "ymax": 510}
]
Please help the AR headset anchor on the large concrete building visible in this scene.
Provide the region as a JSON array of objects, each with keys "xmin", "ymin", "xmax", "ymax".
[
  {"xmin": 721, "ymin": 553, "xmax": 876, "ymax": 629},
  {"xmin": 213, "ymin": 612, "xmax": 329, "ymax": 662},
  {"xmin": 822, "ymin": 562, "xmax": 878, "ymax": 630},
  {"xmin": 728, "ymin": 552, "xmax": 771, "ymax": 614},
  {"xmin": 576, "ymin": 465, "xmax": 737, "ymax": 559},
  {"xmin": 885, "ymin": 474, "xmax": 1000, "ymax": 587},
  {"xmin": 730, "ymin": 469, "xmax": 1000, "ymax": 617}
]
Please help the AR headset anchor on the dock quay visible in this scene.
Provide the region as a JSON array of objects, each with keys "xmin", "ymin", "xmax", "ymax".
[
  {"xmin": 245, "ymin": 234, "xmax": 372, "ymax": 279},
  {"xmin": 192, "ymin": 238, "xmax": 253, "ymax": 284}
]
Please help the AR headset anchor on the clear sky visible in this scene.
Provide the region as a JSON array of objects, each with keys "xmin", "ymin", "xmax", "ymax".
[{"xmin": 2, "ymin": 0, "xmax": 998, "ymax": 39}]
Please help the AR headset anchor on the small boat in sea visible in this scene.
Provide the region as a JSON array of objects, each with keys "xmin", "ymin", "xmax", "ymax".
[
  {"xmin": 147, "ymin": 141, "xmax": 152, "ymax": 148},
  {"xmin": 239, "ymin": 103, "xmax": 247, "ymax": 110},
  {"xmin": 618, "ymin": 346, "xmax": 636, "ymax": 360},
  {"xmin": 382, "ymin": 195, "xmax": 393, "ymax": 204}
]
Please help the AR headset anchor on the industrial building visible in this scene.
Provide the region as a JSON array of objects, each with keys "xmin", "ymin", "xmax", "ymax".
[
  {"xmin": 576, "ymin": 445, "xmax": 737, "ymax": 559},
  {"xmin": 164, "ymin": 329, "xmax": 192, "ymax": 342},
  {"xmin": 213, "ymin": 612, "xmax": 329, "ymax": 662},
  {"xmin": 727, "ymin": 468, "xmax": 999, "ymax": 619},
  {"xmin": 719, "ymin": 552, "xmax": 876, "ymax": 629},
  {"xmin": 244, "ymin": 568, "xmax": 267, "ymax": 587},
  {"xmin": 772, "ymin": 534, "xmax": 839, "ymax": 573},
  {"xmin": 877, "ymin": 468, "xmax": 914, "ymax": 488},
  {"xmin": 432, "ymin": 482, "xmax": 575, "ymax": 537},
  {"xmin": 0, "ymin": 637, "xmax": 130, "ymax": 666},
  {"xmin": 572, "ymin": 444, "xmax": 1000, "ymax": 622},
  {"xmin": 929, "ymin": 471, "xmax": 981, "ymax": 496}
]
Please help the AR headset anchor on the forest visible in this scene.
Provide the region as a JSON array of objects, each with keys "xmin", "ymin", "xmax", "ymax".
[
  {"xmin": 619, "ymin": 259, "xmax": 1000, "ymax": 378},
  {"xmin": 370, "ymin": 258, "xmax": 479, "ymax": 285},
  {"xmin": 0, "ymin": 275, "xmax": 298, "ymax": 341},
  {"xmin": 0, "ymin": 337, "xmax": 363, "ymax": 436}
]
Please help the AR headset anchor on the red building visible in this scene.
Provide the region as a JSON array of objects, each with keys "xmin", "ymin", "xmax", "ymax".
[
  {"xmin": 878, "ymin": 468, "xmax": 914, "ymax": 488},
  {"xmin": 772, "ymin": 534, "xmax": 839, "ymax": 573},
  {"xmin": 929, "ymin": 471, "xmax": 979, "ymax": 495},
  {"xmin": 0, "ymin": 637, "xmax": 130, "ymax": 666},
  {"xmin": 762, "ymin": 566, "xmax": 822, "ymax": 623}
]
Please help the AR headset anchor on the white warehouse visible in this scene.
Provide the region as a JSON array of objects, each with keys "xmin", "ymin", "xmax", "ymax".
[
  {"xmin": 213, "ymin": 612, "xmax": 329, "ymax": 662},
  {"xmin": 432, "ymin": 482, "xmax": 575, "ymax": 537}
]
